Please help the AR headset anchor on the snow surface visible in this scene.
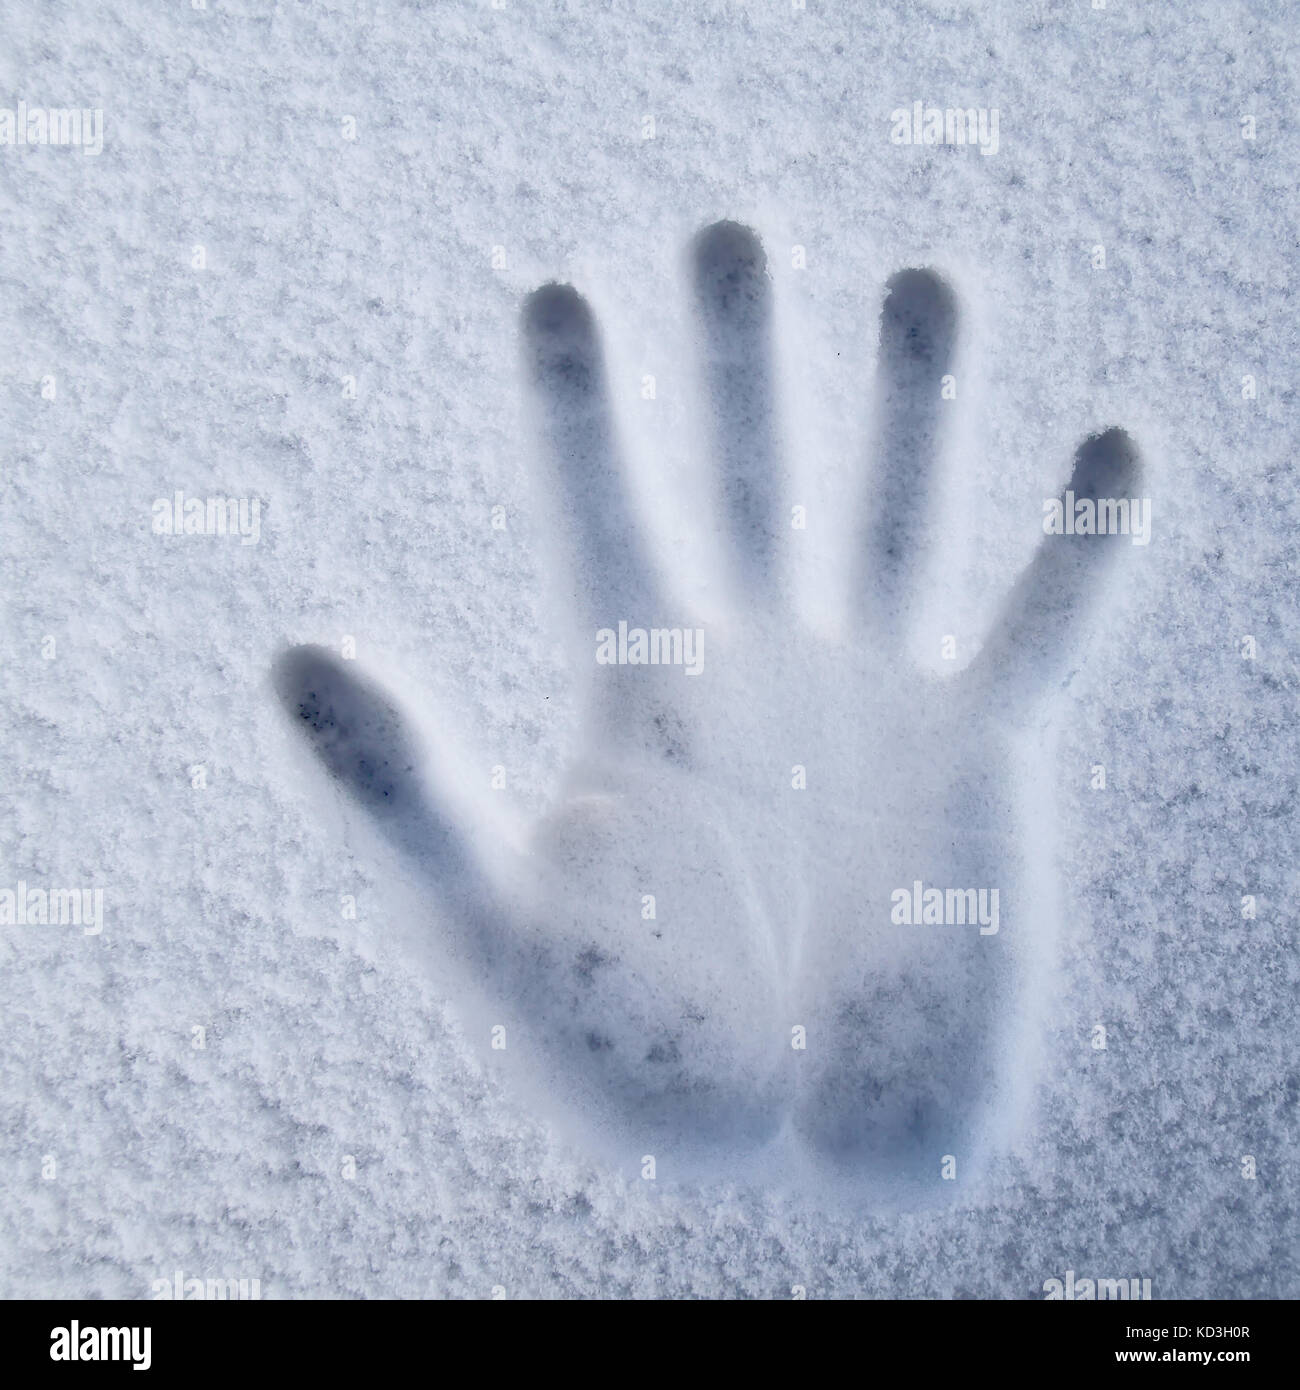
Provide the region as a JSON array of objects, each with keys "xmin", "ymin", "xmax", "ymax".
[{"xmin": 1, "ymin": 0, "xmax": 1297, "ymax": 1297}]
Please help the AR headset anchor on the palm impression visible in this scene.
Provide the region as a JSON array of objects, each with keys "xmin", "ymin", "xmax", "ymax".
[{"xmin": 275, "ymin": 221, "xmax": 1141, "ymax": 1198}]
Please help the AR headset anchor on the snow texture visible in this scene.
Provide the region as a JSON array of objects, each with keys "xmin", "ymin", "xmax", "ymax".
[{"xmin": 0, "ymin": 0, "xmax": 1296, "ymax": 1298}]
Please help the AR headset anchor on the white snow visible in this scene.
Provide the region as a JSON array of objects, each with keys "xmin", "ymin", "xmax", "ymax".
[{"xmin": 0, "ymin": 0, "xmax": 1296, "ymax": 1298}]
